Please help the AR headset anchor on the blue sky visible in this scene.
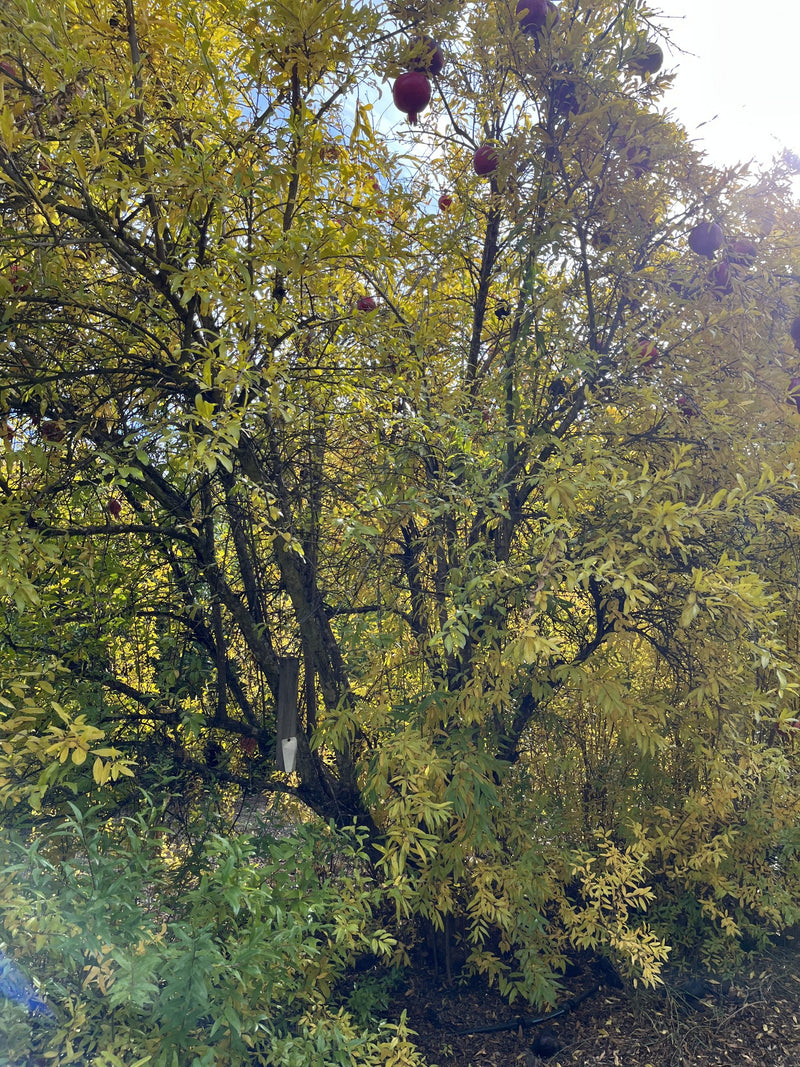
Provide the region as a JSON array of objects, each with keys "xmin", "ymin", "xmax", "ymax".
[{"xmin": 662, "ymin": 2, "xmax": 800, "ymax": 173}]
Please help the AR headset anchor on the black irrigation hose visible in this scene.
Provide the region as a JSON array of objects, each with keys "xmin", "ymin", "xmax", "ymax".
[{"xmin": 426, "ymin": 981, "xmax": 602, "ymax": 1036}]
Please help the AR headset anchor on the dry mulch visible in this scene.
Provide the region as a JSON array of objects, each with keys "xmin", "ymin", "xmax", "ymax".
[{"xmin": 390, "ymin": 937, "xmax": 800, "ymax": 1067}]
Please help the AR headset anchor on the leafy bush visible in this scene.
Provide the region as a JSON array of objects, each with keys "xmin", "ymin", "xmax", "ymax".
[{"xmin": 0, "ymin": 800, "xmax": 430, "ymax": 1066}]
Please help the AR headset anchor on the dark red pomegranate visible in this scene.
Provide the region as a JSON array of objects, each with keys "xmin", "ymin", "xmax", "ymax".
[
  {"xmin": 628, "ymin": 42, "xmax": 663, "ymax": 76},
  {"xmin": 41, "ymin": 420, "xmax": 65, "ymax": 442},
  {"xmin": 625, "ymin": 142, "xmax": 650, "ymax": 178},
  {"xmin": 708, "ymin": 260, "xmax": 732, "ymax": 296},
  {"xmin": 0, "ymin": 60, "xmax": 18, "ymax": 81},
  {"xmin": 438, "ymin": 193, "xmax": 453, "ymax": 211},
  {"xmin": 516, "ymin": 0, "xmax": 548, "ymax": 33},
  {"xmin": 407, "ymin": 36, "xmax": 445, "ymax": 77},
  {"xmin": 9, "ymin": 264, "xmax": 29, "ymax": 293},
  {"xmin": 240, "ymin": 736, "xmax": 257, "ymax": 757},
  {"xmin": 356, "ymin": 295, "xmax": 376, "ymax": 312},
  {"xmin": 473, "ymin": 144, "xmax": 499, "ymax": 176},
  {"xmin": 551, "ymin": 78, "xmax": 578, "ymax": 117},
  {"xmin": 516, "ymin": 0, "xmax": 558, "ymax": 35},
  {"xmin": 676, "ymin": 396, "xmax": 697, "ymax": 418},
  {"xmin": 790, "ymin": 317, "xmax": 800, "ymax": 350},
  {"xmin": 392, "ymin": 71, "xmax": 431, "ymax": 125},
  {"xmin": 107, "ymin": 498, "xmax": 122, "ymax": 519},
  {"xmin": 727, "ymin": 237, "xmax": 757, "ymax": 266},
  {"xmin": 688, "ymin": 221, "xmax": 723, "ymax": 258}
]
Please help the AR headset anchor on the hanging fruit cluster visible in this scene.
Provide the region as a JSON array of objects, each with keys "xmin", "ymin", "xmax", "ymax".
[
  {"xmin": 686, "ymin": 220, "xmax": 757, "ymax": 300},
  {"xmin": 684, "ymin": 222, "xmax": 799, "ymax": 415}
]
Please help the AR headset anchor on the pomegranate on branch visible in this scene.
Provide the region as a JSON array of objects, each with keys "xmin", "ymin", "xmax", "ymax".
[
  {"xmin": 628, "ymin": 42, "xmax": 663, "ymax": 77},
  {"xmin": 406, "ymin": 36, "xmax": 445, "ymax": 77},
  {"xmin": 473, "ymin": 144, "xmax": 499, "ymax": 176},
  {"xmin": 688, "ymin": 221, "xmax": 723, "ymax": 258},
  {"xmin": 392, "ymin": 71, "xmax": 431, "ymax": 125},
  {"xmin": 516, "ymin": 0, "xmax": 559, "ymax": 37}
]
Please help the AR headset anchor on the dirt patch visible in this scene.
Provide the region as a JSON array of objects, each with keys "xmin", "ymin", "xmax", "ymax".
[{"xmin": 389, "ymin": 938, "xmax": 800, "ymax": 1066}]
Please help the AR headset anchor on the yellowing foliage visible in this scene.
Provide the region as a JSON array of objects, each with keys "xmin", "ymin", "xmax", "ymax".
[{"xmin": 0, "ymin": 0, "xmax": 798, "ymax": 1028}]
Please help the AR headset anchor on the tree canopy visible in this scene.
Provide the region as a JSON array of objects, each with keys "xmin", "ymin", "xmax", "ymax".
[{"xmin": 1, "ymin": 0, "xmax": 800, "ymax": 1058}]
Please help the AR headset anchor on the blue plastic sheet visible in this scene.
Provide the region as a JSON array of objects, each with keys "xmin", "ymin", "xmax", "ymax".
[{"xmin": 0, "ymin": 949, "xmax": 54, "ymax": 1018}]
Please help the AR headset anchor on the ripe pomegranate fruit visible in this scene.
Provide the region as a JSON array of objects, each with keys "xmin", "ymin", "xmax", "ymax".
[
  {"xmin": 625, "ymin": 142, "xmax": 650, "ymax": 178},
  {"xmin": 708, "ymin": 260, "xmax": 732, "ymax": 297},
  {"xmin": 551, "ymin": 78, "xmax": 578, "ymax": 117},
  {"xmin": 688, "ymin": 221, "xmax": 723, "ymax": 258},
  {"xmin": 473, "ymin": 144, "xmax": 499, "ymax": 176},
  {"xmin": 356, "ymin": 295, "xmax": 376, "ymax": 312},
  {"xmin": 9, "ymin": 264, "xmax": 29, "ymax": 293},
  {"xmin": 438, "ymin": 193, "xmax": 453, "ymax": 211},
  {"xmin": 392, "ymin": 71, "xmax": 431, "ymax": 125},
  {"xmin": 407, "ymin": 36, "xmax": 445, "ymax": 77},
  {"xmin": 727, "ymin": 237, "xmax": 757, "ymax": 266},
  {"xmin": 628, "ymin": 43, "xmax": 663, "ymax": 76},
  {"xmin": 107, "ymin": 498, "xmax": 122, "ymax": 519},
  {"xmin": 516, "ymin": 0, "xmax": 548, "ymax": 33},
  {"xmin": 516, "ymin": 0, "xmax": 558, "ymax": 36},
  {"xmin": 40, "ymin": 420, "xmax": 65, "ymax": 442}
]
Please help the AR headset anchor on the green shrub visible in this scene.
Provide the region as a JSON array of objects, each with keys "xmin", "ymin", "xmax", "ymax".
[{"xmin": 0, "ymin": 800, "xmax": 430, "ymax": 1066}]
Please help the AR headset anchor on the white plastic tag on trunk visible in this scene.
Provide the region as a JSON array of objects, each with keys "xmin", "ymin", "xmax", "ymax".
[{"xmin": 281, "ymin": 736, "xmax": 297, "ymax": 773}]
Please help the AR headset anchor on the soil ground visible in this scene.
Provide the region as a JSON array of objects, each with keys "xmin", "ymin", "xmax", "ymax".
[{"xmin": 389, "ymin": 935, "xmax": 800, "ymax": 1067}]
